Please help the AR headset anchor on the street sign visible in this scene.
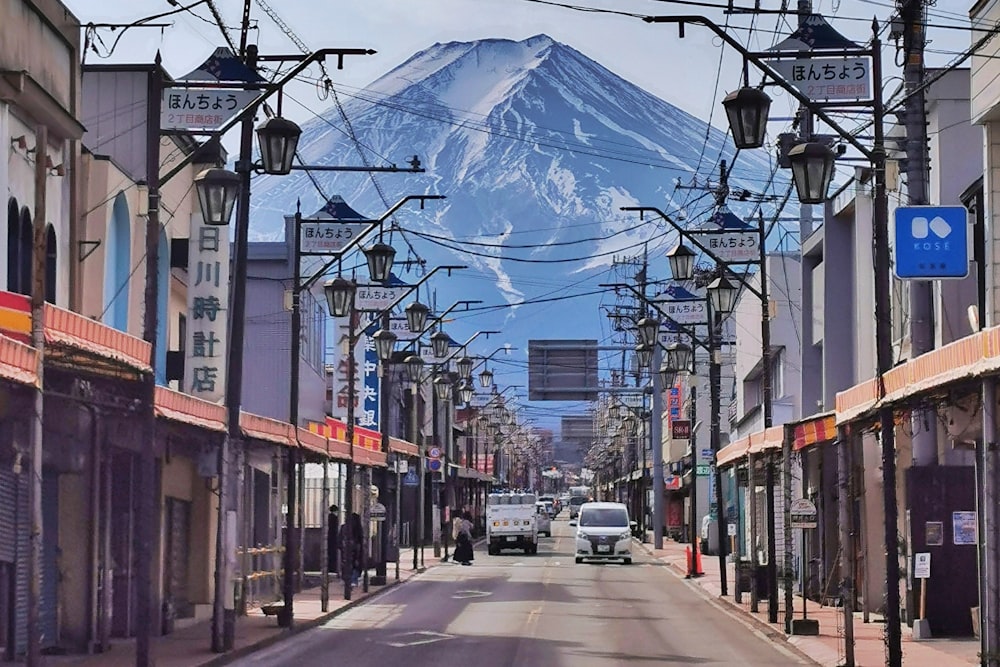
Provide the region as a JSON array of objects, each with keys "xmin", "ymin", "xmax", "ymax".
[
  {"xmin": 699, "ymin": 448, "xmax": 714, "ymax": 462},
  {"xmin": 894, "ymin": 206, "xmax": 969, "ymax": 279},
  {"xmin": 394, "ymin": 460, "xmax": 409, "ymax": 474},
  {"xmin": 790, "ymin": 498, "xmax": 818, "ymax": 529},
  {"xmin": 370, "ymin": 502, "xmax": 387, "ymax": 521},
  {"xmin": 650, "ymin": 297, "xmax": 707, "ymax": 326},
  {"xmin": 695, "ymin": 464, "xmax": 711, "ymax": 476},
  {"xmin": 403, "ymin": 470, "xmax": 419, "ymax": 486},
  {"xmin": 427, "ymin": 458, "xmax": 443, "ymax": 472},
  {"xmin": 764, "ymin": 56, "xmax": 872, "ymax": 102},
  {"xmin": 355, "ymin": 283, "xmax": 413, "ymax": 311},
  {"xmin": 428, "ymin": 447, "xmax": 442, "ymax": 459},
  {"xmin": 299, "ymin": 221, "xmax": 367, "ymax": 255},
  {"xmin": 728, "ymin": 523, "xmax": 737, "ymax": 537},
  {"xmin": 670, "ymin": 420, "xmax": 691, "ymax": 440},
  {"xmin": 691, "ymin": 231, "xmax": 760, "ymax": 263},
  {"xmin": 161, "ymin": 87, "xmax": 258, "ymax": 130},
  {"xmin": 914, "ymin": 552, "xmax": 931, "ymax": 579}
]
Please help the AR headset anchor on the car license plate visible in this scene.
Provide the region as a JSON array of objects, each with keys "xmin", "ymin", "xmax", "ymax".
[
  {"xmin": 598, "ymin": 544, "xmax": 610, "ymax": 553},
  {"xmin": 506, "ymin": 536, "xmax": 516, "ymax": 542}
]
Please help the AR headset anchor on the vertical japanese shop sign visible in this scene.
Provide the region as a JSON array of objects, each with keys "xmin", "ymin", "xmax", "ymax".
[
  {"xmin": 360, "ymin": 334, "xmax": 380, "ymax": 429},
  {"xmin": 330, "ymin": 316, "xmax": 371, "ymax": 425},
  {"xmin": 184, "ymin": 218, "xmax": 231, "ymax": 402}
]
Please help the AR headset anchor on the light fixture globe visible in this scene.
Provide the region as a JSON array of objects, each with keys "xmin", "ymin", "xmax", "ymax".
[
  {"xmin": 636, "ymin": 317, "xmax": 660, "ymax": 348},
  {"xmin": 478, "ymin": 367, "xmax": 494, "ymax": 389},
  {"xmin": 405, "ymin": 301, "xmax": 429, "ymax": 334},
  {"xmin": 403, "ymin": 354, "xmax": 424, "ymax": 383},
  {"xmin": 666, "ymin": 342, "xmax": 693, "ymax": 373},
  {"xmin": 430, "ymin": 331, "xmax": 451, "ymax": 359},
  {"xmin": 364, "ymin": 242, "xmax": 396, "ymax": 282},
  {"xmin": 194, "ymin": 168, "xmax": 240, "ymax": 225},
  {"xmin": 492, "ymin": 402, "xmax": 505, "ymax": 419},
  {"xmin": 788, "ymin": 141, "xmax": 837, "ymax": 204},
  {"xmin": 323, "ymin": 276, "xmax": 356, "ymax": 317},
  {"xmin": 456, "ymin": 356, "xmax": 474, "ymax": 381},
  {"xmin": 666, "ymin": 242, "xmax": 697, "ymax": 281},
  {"xmin": 434, "ymin": 375, "xmax": 452, "ymax": 401},
  {"xmin": 256, "ymin": 116, "xmax": 301, "ymax": 175},
  {"xmin": 372, "ymin": 329, "xmax": 397, "ymax": 362},
  {"xmin": 636, "ymin": 344, "xmax": 653, "ymax": 369},
  {"xmin": 722, "ymin": 87, "xmax": 772, "ymax": 150},
  {"xmin": 708, "ymin": 275, "xmax": 739, "ymax": 314},
  {"xmin": 658, "ymin": 362, "xmax": 677, "ymax": 389},
  {"xmin": 458, "ymin": 381, "xmax": 475, "ymax": 405}
]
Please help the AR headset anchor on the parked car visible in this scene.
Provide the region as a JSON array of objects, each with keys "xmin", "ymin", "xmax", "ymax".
[
  {"xmin": 535, "ymin": 502, "xmax": 552, "ymax": 536},
  {"xmin": 572, "ymin": 501, "xmax": 634, "ymax": 565}
]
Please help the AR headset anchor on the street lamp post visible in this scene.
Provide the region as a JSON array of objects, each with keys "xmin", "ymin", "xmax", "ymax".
[{"xmin": 641, "ymin": 11, "xmax": 893, "ymax": 654}]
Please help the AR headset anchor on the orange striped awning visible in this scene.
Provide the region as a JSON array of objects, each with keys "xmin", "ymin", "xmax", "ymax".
[
  {"xmin": 0, "ymin": 334, "xmax": 38, "ymax": 386},
  {"xmin": 154, "ymin": 386, "xmax": 226, "ymax": 431},
  {"xmin": 793, "ymin": 413, "xmax": 837, "ymax": 451}
]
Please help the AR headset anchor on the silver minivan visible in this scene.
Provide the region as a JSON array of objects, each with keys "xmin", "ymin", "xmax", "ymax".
[{"xmin": 572, "ymin": 501, "xmax": 633, "ymax": 564}]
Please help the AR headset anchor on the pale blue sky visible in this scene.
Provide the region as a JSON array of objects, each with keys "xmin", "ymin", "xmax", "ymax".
[{"xmin": 65, "ymin": 0, "xmax": 974, "ymax": 140}]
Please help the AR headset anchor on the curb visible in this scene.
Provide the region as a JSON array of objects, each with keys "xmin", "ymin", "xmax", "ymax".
[
  {"xmin": 636, "ymin": 540, "xmax": 820, "ymax": 666},
  {"xmin": 205, "ymin": 578, "xmax": 404, "ymax": 667}
]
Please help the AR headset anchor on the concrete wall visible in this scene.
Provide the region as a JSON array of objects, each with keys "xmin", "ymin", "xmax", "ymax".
[{"xmin": 0, "ymin": 0, "xmax": 79, "ymax": 113}]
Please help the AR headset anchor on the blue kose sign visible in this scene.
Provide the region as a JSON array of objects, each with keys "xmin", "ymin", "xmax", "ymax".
[{"xmin": 894, "ymin": 206, "xmax": 969, "ymax": 280}]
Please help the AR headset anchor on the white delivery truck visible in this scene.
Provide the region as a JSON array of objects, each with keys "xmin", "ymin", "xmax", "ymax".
[{"xmin": 486, "ymin": 492, "xmax": 538, "ymax": 555}]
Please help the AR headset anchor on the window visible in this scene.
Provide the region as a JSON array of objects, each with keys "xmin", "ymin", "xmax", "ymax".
[
  {"xmin": 579, "ymin": 507, "xmax": 629, "ymax": 528},
  {"xmin": 770, "ymin": 352, "xmax": 784, "ymax": 401}
]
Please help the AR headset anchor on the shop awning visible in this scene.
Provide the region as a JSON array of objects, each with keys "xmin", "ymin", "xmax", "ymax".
[
  {"xmin": 0, "ymin": 335, "xmax": 37, "ymax": 386},
  {"xmin": 154, "ymin": 386, "xmax": 226, "ymax": 431},
  {"xmin": 297, "ymin": 428, "xmax": 351, "ymax": 461},
  {"xmin": 389, "ymin": 436, "xmax": 418, "ymax": 457},
  {"xmin": 836, "ymin": 326, "xmax": 1000, "ymax": 424},
  {"xmin": 240, "ymin": 413, "xmax": 295, "ymax": 446},
  {"xmin": 793, "ymin": 413, "xmax": 837, "ymax": 451},
  {"xmin": 352, "ymin": 446, "xmax": 387, "ymax": 468},
  {"xmin": 747, "ymin": 426, "xmax": 784, "ymax": 455},
  {"xmin": 717, "ymin": 438, "xmax": 749, "ymax": 467},
  {"xmin": 43, "ymin": 303, "xmax": 152, "ymax": 374}
]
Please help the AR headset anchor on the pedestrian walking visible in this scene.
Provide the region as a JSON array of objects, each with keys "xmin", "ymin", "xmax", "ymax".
[
  {"xmin": 453, "ymin": 510, "xmax": 474, "ymax": 566},
  {"xmin": 339, "ymin": 512, "xmax": 364, "ymax": 586}
]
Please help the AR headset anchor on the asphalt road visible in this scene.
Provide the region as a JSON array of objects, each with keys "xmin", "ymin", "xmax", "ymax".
[{"xmin": 233, "ymin": 517, "xmax": 807, "ymax": 666}]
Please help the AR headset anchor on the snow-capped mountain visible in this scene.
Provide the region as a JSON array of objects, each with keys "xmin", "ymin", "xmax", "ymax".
[{"xmin": 248, "ymin": 34, "xmax": 782, "ymax": 363}]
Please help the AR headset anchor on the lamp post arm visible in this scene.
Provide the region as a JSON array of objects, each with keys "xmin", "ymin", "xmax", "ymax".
[
  {"xmin": 620, "ymin": 206, "xmax": 765, "ymax": 301},
  {"xmin": 300, "ymin": 195, "xmax": 447, "ymax": 291},
  {"xmin": 469, "ymin": 346, "xmax": 518, "ymax": 373},
  {"xmin": 603, "ymin": 282, "xmax": 712, "ymax": 353},
  {"xmin": 642, "ymin": 15, "xmax": 874, "ymax": 160},
  {"xmin": 437, "ymin": 331, "xmax": 502, "ymax": 367},
  {"xmin": 372, "ymin": 265, "xmax": 467, "ymax": 317},
  {"xmin": 160, "ymin": 47, "xmax": 376, "ymax": 186},
  {"xmin": 398, "ymin": 299, "xmax": 483, "ymax": 354}
]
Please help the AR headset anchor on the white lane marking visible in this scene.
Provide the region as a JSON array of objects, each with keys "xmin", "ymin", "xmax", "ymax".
[
  {"xmin": 382, "ymin": 630, "xmax": 455, "ymax": 647},
  {"xmin": 451, "ymin": 590, "xmax": 492, "ymax": 599}
]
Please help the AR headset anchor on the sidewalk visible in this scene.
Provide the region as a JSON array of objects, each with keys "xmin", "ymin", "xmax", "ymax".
[
  {"xmin": 640, "ymin": 537, "xmax": 980, "ymax": 666},
  {"xmin": 41, "ymin": 547, "xmax": 450, "ymax": 667}
]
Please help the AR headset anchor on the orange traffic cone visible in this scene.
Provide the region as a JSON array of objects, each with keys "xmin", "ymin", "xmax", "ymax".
[{"xmin": 694, "ymin": 538, "xmax": 704, "ymax": 575}]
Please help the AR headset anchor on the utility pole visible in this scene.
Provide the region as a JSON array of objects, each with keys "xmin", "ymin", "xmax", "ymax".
[
  {"xmin": 899, "ymin": 0, "xmax": 935, "ymax": 468},
  {"xmin": 26, "ymin": 123, "xmax": 48, "ymax": 667}
]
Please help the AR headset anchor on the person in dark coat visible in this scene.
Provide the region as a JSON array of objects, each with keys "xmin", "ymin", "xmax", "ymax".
[
  {"xmin": 453, "ymin": 511, "xmax": 474, "ymax": 565},
  {"xmin": 339, "ymin": 512, "xmax": 364, "ymax": 586},
  {"xmin": 327, "ymin": 505, "xmax": 340, "ymax": 577}
]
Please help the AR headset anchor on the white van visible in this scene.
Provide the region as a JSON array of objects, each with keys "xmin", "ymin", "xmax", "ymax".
[{"xmin": 572, "ymin": 501, "xmax": 633, "ymax": 564}]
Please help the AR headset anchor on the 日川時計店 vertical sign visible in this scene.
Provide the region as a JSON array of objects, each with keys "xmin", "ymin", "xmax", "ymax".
[
  {"xmin": 764, "ymin": 57, "xmax": 872, "ymax": 102},
  {"xmin": 184, "ymin": 217, "xmax": 231, "ymax": 403}
]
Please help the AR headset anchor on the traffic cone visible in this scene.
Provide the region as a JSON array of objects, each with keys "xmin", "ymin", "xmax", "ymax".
[{"xmin": 694, "ymin": 538, "xmax": 704, "ymax": 575}]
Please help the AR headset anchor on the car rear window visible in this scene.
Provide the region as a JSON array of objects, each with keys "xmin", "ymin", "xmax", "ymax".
[{"xmin": 579, "ymin": 507, "xmax": 629, "ymax": 527}]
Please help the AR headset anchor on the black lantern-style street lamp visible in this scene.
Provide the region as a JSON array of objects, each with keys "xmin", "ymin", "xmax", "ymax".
[
  {"xmin": 456, "ymin": 356, "xmax": 474, "ymax": 381},
  {"xmin": 434, "ymin": 375, "xmax": 452, "ymax": 402},
  {"xmin": 492, "ymin": 402, "xmax": 505, "ymax": 420},
  {"xmin": 722, "ymin": 87, "xmax": 772, "ymax": 150},
  {"xmin": 708, "ymin": 275, "xmax": 739, "ymax": 315},
  {"xmin": 364, "ymin": 242, "xmax": 396, "ymax": 283},
  {"xmin": 666, "ymin": 342, "xmax": 692, "ymax": 374},
  {"xmin": 323, "ymin": 276, "xmax": 356, "ymax": 317},
  {"xmin": 479, "ymin": 367, "xmax": 494, "ymax": 389},
  {"xmin": 194, "ymin": 168, "xmax": 240, "ymax": 226},
  {"xmin": 458, "ymin": 382, "xmax": 474, "ymax": 405},
  {"xmin": 373, "ymin": 329, "xmax": 397, "ymax": 362},
  {"xmin": 404, "ymin": 354, "xmax": 424, "ymax": 383},
  {"xmin": 256, "ymin": 116, "xmax": 302, "ymax": 176},
  {"xmin": 405, "ymin": 301, "xmax": 429, "ymax": 334},
  {"xmin": 788, "ymin": 141, "xmax": 837, "ymax": 204},
  {"xmin": 636, "ymin": 344, "xmax": 653, "ymax": 370},
  {"xmin": 659, "ymin": 362, "xmax": 677, "ymax": 390},
  {"xmin": 666, "ymin": 242, "xmax": 696, "ymax": 281},
  {"xmin": 431, "ymin": 331, "xmax": 451, "ymax": 359},
  {"xmin": 637, "ymin": 317, "xmax": 660, "ymax": 348}
]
